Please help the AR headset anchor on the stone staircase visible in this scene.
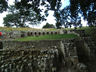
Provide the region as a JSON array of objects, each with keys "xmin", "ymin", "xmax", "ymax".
[{"xmin": 60, "ymin": 40, "xmax": 88, "ymax": 72}]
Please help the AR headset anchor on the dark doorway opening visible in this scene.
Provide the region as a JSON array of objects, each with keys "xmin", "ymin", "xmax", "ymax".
[
  {"xmin": 55, "ymin": 32, "xmax": 58, "ymax": 34},
  {"xmin": 47, "ymin": 32, "xmax": 49, "ymax": 35},
  {"xmin": 39, "ymin": 32, "xmax": 41, "ymax": 35},
  {"xmin": 51, "ymin": 32, "xmax": 53, "ymax": 35},
  {"xmin": 0, "ymin": 42, "xmax": 3, "ymax": 49},
  {"xmin": 27, "ymin": 32, "xmax": 31, "ymax": 36},
  {"xmin": 43, "ymin": 32, "xmax": 45, "ymax": 35},
  {"xmin": 21, "ymin": 34, "xmax": 25, "ymax": 37}
]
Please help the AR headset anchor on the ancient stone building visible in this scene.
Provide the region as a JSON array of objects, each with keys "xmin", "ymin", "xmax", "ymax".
[
  {"xmin": 0, "ymin": 29, "xmax": 83, "ymax": 39},
  {"xmin": 0, "ymin": 29, "xmax": 96, "ymax": 72}
]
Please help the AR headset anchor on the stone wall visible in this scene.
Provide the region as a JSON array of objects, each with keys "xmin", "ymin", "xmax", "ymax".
[
  {"xmin": 0, "ymin": 48, "xmax": 59, "ymax": 72},
  {"xmin": 78, "ymin": 37, "xmax": 96, "ymax": 72},
  {"xmin": 2, "ymin": 40, "xmax": 60, "ymax": 50},
  {"xmin": 1, "ymin": 29, "xmax": 83, "ymax": 39},
  {"xmin": 1, "ymin": 31, "xmax": 21, "ymax": 39},
  {"xmin": 0, "ymin": 39, "xmax": 88, "ymax": 72},
  {"xmin": 1, "ymin": 30, "xmax": 60, "ymax": 39},
  {"xmin": 69, "ymin": 30, "xmax": 85, "ymax": 37}
]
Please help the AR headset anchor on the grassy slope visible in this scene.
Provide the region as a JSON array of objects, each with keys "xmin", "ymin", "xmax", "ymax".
[
  {"xmin": 15, "ymin": 34, "xmax": 78, "ymax": 41},
  {"xmin": 0, "ymin": 27, "xmax": 59, "ymax": 31},
  {"xmin": 0, "ymin": 27, "xmax": 41, "ymax": 31}
]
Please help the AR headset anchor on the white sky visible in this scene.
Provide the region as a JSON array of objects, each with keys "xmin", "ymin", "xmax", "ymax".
[
  {"xmin": 0, "ymin": 0, "xmax": 14, "ymax": 27},
  {"xmin": 60, "ymin": 0, "xmax": 70, "ymax": 10},
  {"xmin": 0, "ymin": 0, "xmax": 87, "ymax": 28},
  {"xmin": 0, "ymin": 12, "xmax": 8, "ymax": 27}
]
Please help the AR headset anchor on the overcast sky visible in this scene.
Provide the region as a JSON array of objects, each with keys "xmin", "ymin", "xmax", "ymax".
[{"xmin": 0, "ymin": 0, "xmax": 87, "ymax": 28}]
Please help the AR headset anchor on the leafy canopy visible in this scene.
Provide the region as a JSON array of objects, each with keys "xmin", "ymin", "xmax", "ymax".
[
  {"xmin": 43, "ymin": 23, "xmax": 55, "ymax": 28},
  {"xmin": 1, "ymin": 0, "xmax": 96, "ymax": 28},
  {"xmin": 3, "ymin": 5, "xmax": 40, "ymax": 27}
]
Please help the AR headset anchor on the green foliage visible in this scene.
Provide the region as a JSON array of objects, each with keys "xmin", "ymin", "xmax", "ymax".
[
  {"xmin": 56, "ymin": 22, "xmax": 62, "ymax": 29},
  {"xmin": 0, "ymin": 0, "xmax": 8, "ymax": 13},
  {"xmin": 3, "ymin": 14, "xmax": 19, "ymax": 27},
  {"xmin": 1, "ymin": 0, "xmax": 96, "ymax": 27},
  {"xmin": 3, "ymin": 5, "xmax": 39, "ymax": 27},
  {"xmin": 15, "ymin": 34, "xmax": 78, "ymax": 41},
  {"xmin": 70, "ymin": 0, "xmax": 96, "ymax": 26},
  {"xmin": 43, "ymin": 23, "xmax": 55, "ymax": 28}
]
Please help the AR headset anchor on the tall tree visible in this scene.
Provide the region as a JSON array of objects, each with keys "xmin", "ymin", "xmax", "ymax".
[
  {"xmin": 3, "ymin": 5, "xmax": 39, "ymax": 27},
  {"xmin": 60, "ymin": 6, "xmax": 72, "ymax": 28},
  {"xmin": 70, "ymin": 0, "xmax": 96, "ymax": 26},
  {"xmin": 3, "ymin": 14, "xmax": 19, "ymax": 27},
  {"xmin": 1, "ymin": 0, "xmax": 96, "ymax": 27}
]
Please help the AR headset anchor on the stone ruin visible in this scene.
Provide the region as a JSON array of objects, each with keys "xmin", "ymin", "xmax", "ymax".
[
  {"xmin": 0, "ymin": 30, "xmax": 60, "ymax": 39},
  {"xmin": 0, "ymin": 29, "xmax": 84, "ymax": 39},
  {"xmin": 0, "ymin": 29, "xmax": 96, "ymax": 72},
  {"xmin": 0, "ymin": 39, "xmax": 90, "ymax": 72}
]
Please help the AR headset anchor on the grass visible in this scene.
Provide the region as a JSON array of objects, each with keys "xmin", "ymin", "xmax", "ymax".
[
  {"xmin": 0, "ymin": 27, "xmax": 59, "ymax": 32},
  {"xmin": 15, "ymin": 34, "xmax": 78, "ymax": 41},
  {"xmin": 0, "ymin": 27, "xmax": 41, "ymax": 31}
]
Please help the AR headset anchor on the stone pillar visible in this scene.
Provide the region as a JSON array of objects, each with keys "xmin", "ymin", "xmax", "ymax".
[{"xmin": 59, "ymin": 30, "xmax": 64, "ymax": 34}]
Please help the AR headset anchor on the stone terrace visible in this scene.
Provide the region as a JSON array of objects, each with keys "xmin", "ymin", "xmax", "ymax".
[{"xmin": 0, "ymin": 39, "xmax": 88, "ymax": 72}]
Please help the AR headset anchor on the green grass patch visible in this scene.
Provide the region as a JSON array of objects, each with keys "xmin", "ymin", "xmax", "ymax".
[{"xmin": 15, "ymin": 34, "xmax": 78, "ymax": 41}]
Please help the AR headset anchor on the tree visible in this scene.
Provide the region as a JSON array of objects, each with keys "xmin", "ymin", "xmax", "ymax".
[
  {"xmin": 54, "ymin": 6, "xmax": 82, "ymax": 29},
  {"xmin": 42, "ymin": 23, "xmax": 55, "ymax": 28},
  {"xmin": 56, "ymin": 22, "xmax": 62, "ymax": 29},
  {"xmin": 1, "ymin": 0, "xmax": 96, "ymax": 27},
  {"xmin": 88, "ymin": 11, "xmax": 96, "ymax": 26},
  {"xmin": 70, "ymin": 0, "xmax": 96, "ymax": 26},
  {"xmin": 60, "ymin": 6, "xmax": 72, "ymax": 28},
  {"xmin": 3, "ymin": 14, "xmax": 19, "ymax": 27},
  {"xmin": 3, "ymin": 5, "xmax": 40, "ymax": 27},
  {"xmin": 15, "ymin": 0, "xmax": 96, "ymax": 27},
  {"xmin": 0, "ymin": 0, "xmax": 8, "ymax": 13}
]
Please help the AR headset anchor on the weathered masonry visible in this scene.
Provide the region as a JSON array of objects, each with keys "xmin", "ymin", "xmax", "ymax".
[
  {"xmin": 0, "ymin": 29, "xmax": 95, "ymax": 72},
  {"xmin": 0, "ymin": 29, "xmax": 84, "ymax": 39},
  {"xmin": 0, "ymin": 38, "xmax": 93, "ymax": 72},
  {"xmin": 1, "ymin": 30, "xmax": 60, "ymax": 39}
]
